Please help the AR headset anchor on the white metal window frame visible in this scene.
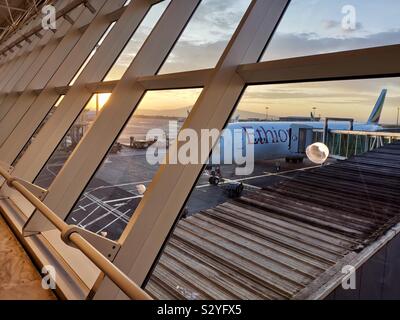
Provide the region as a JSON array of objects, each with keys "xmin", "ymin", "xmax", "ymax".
[
  {"xmin": 0, "ymin": 12, "xmax": 86, "ymax": 146},
  {"xmin": 0, "ymin": 0, "xmax": 398, "ymax": 300},
  {"xmin": 0, "ymin": 0, "xmax": 133, "ymax": 298},
  {"xmin": 0, "ymin": 1, "xmax": 75, "ymax": 115},
  {"xmin": 0, "ymin": 0, "xmax": 161, "ymax": 208},
  {"xmin": 0, "ymin": 4, "xmax": 105, "ymax": 147},
  {"xmin": 0, "ymin": 0, "xmax": 174, "ymax": 299}
]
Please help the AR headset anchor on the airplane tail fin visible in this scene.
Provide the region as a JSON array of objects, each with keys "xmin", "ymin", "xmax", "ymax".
[{"xmin": 367, "ymin": 89, "xmax": 387, "ymax": 124}]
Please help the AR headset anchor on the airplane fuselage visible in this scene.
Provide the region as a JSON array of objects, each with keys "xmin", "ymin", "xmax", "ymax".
[
  {"xmin": 211, "ymin": 89, "xmax": 387, "ymax": 165},
  {"xmin": 219, "ymin": 121, "xmax": 383, "ymax": 162}
]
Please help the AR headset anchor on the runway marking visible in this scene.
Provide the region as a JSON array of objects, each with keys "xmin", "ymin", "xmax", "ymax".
[
  {"xmin": 80, "ymin": 194, "xmax": 131, "ymax": 225},
  {"xmin": 104, "ymin": 196, "xmax": 143, "ymax": 204},
  {"xmin": 220, "ymin": 179, "xmax": 261, "ymax": 190},
  {"xmin": 85, "ymin": 180, "xmax": 152, "ymax": 193},
  {"xmin": 96, "ymin": 209, "xmax": 131, "ymax": 234},
  {"xmin": 106, "ymin": 180, "xmax": 152, "ymax": 188},
  {"xmin": 71, "ymin": 198, "xmax": 96, "ymax": 213},
  {"xmin": 83, "ymin": 207, "xmax": 129, "ymax": 229},
  {"xmin": 77, "ymin": 205, "xmax": 101, "ymax": 227},
  {"xmin": 262, "ymin": 165, "xmax": 321, "ymax": 176},
  {"xmin": 72, "ymin": 193, "xmax": 106, "ymax": 213},
  {"xmin": 69, "ymin": 164, "xmax": 324, "ymax": 234},
  {"xmin": 196, "ymin": 165, "xmax": 319, "ymax": 189}
]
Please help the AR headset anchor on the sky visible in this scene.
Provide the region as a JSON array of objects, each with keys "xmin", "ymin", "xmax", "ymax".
[
  {"xmin": 263, "ymin": 0, "xmax": 400, "ymax": 60},
  {"xmin": 99, "ymin": 0, "xmax": 400, "ymax": 124},
  {"xmin": 85, "ymin": 93, "xmax": 112, "ymax": 111},
  {"xmin": 237, "ymin": 79, "xmax": 400, "ymax": 125},
  {"xmin": 158, "ymin": 0, "xmax": 251, "ymax": 74},
  {"xmin": 258, "ymin": 0, "xmax": 400, "ymax": 124},
  {"xmin": 104, "ymin": 0, "xmax": 171, "ymax": 81}
]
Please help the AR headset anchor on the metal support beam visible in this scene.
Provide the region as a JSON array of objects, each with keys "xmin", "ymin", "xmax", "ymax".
[
  {"xmin": 237, "ymin": 44, "xmax": 400, "ymax": 84},
  {"xmin": 6, "ymin": 177, "xmax": 48, "ymax": 200}
]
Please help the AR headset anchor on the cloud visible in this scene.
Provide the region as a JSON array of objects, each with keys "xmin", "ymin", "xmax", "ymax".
[
  {"xmin": 160, "ymin": 39, "xmax": 228, "ymax": 73},
  {"xmin": 238, "ymin": 78, "xmax": 400, "ymax": 124},
  {"xmin": 322, "ymin": 18, "xmax": 363, "ymax": 30},
  {"xmin": 177, "ymin": 0, "xmax": 250, "ymax": 44},
  {"xmin": 342, "ymin": 22, "xmax": 364, "ymax": 33},
  {"xmin": 263, "ymin": 29, "xmax": 400, "ymax": 61}
]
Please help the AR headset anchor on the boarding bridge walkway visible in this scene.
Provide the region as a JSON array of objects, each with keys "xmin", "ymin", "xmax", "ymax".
[{"xmin": 314, "ymin": 129, "xmax": 400, "ymax": 159}]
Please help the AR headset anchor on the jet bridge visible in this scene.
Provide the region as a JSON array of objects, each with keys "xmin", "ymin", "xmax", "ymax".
[
  {"xmin": 323, "ymin": 117, "xmax": 354, "ymax": 144},
  {"xmin": 326, "ymin": 130, "xmax": 400, "ymax": 159}
]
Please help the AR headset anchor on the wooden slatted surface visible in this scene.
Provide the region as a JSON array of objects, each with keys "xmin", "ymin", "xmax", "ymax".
[{"xmin": 146, "ymin": 142, "xmax": 400, "ymax": 300}]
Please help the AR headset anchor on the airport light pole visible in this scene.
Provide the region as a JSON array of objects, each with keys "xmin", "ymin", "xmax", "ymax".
[
  {"xmin": 312, "ymin": 107, "xmax": 317, "ymax": 120},
  {"xmin": 265, "ymin": 106, "xmax": 269, "ymax": 120},
  {"xmin": 397, "ymin": 107, "xmax": 400, "ymax": 126}
]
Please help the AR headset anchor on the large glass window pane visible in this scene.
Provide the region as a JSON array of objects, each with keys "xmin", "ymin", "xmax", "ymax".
[
  {"xmin": 144, "ymin": 77, "xmax": 400, "ymax": 300},
  {"xmin": 103, "ymin": 0, "xmax": 170, "ymax": 81},
  {"xmin": 66, "ymin": 88, "xmax": 202, "ymax": 240},
  {"xmin": 34, "ymin": 93, "xmax": 111, "ymax": 189},
  {"xmin": 13, "ymin": 95, "xmax": 65, "ymax": 166},
  {"xmin": 262, "ymin": 0, "xmax": 400, "ymax": 61},
  {"xmin": 158, "ymin": 0, "xmax": 251, "ymax": 74}
]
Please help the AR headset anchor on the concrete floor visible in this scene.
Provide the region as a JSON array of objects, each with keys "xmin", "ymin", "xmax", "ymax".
[{"xmin": 0, "ymin": 215, "xmax": 55, "ymax": 300}]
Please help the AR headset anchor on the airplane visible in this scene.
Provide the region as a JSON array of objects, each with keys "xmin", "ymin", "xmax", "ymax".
[{"xmin": 207, "ymin": 89, "xmax": 387, "ymax": 185}]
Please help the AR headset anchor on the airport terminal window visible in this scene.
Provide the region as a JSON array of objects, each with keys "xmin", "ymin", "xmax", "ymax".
[
  {"xmin": 69, "ymin": 22, "xmax": 116, "ymax": 85},
  {"xmin": 12, "ymin": 95, "xmax": 65, "ymax": 166},
  {"xmin": 65, "ymin": 88, "xmax": 202, "ymax": 240},
  {"xmin": 34, "ymin": 93, "xmax": 111, "ymax": 189},
  {"xmin": 144, "ymin": 78, "xmax": 400, "ymax": 299},
  {"xmin": 158, "ymin": 0, "xmax": 251, "ymax": 74},
  {"xmin": 261, "ymin": 0, "xmax": 400, "ymax": 61},
  {"xmin": 103, "ymin": 0, "xmax": 170, "ymax": 82}
]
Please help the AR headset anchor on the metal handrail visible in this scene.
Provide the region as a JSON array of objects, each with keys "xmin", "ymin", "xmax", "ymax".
[{"xmin": 0, "ymin": 165, "xmax": 152, "ymax": 300}]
